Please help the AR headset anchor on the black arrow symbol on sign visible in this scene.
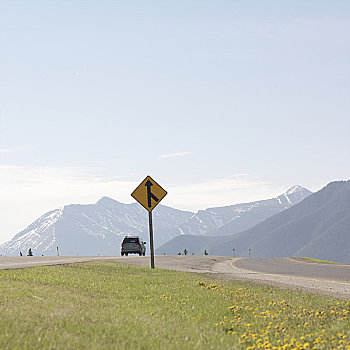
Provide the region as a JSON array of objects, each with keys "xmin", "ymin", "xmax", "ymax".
[{"xmin": 145, "ymin": 180, "xmax": 159, "ymax": 208}]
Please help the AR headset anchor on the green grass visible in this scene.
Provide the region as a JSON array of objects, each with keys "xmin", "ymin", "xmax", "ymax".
[
  {"xmin": 294, "ymin": 257, "xmax": 341, "ymax": 264},
  {"xmin": 0, "ymin": 261, "xmax": 349, "ymax": 349}
]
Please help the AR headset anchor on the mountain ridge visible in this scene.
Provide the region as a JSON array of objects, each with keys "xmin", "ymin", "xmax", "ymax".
[
  {"xmin": 164, "ymin": 185, "xmax": 312, "ymax": 238},
  {"xmin": 0, "ymin": 199, "xmax": 194, "ymax": 256},
  {"xmin": 156, "ymin": 181, "xmax": 350, "ymax": 263},
  {"xmin": 0, "ymin": 185, "xmax": 312, "ymax": 256}
]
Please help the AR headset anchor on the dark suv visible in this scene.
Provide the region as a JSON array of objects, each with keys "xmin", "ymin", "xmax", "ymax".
[{"xmin": 121, "ymin": 236, "xmax": 146, "ymax": 256}]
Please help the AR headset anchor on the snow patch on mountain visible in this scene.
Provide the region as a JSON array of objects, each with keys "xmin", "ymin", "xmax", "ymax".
[
  {"xmin": 0, "ymin": 208, "xmax": 63, "ymax": 256},
  {"xmin": 285, "ymin": 185, "xmax": 304, "ymax": 195}
]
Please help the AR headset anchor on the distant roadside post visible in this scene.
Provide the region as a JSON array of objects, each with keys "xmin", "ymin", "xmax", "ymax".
[{"xmin": 131, "ymin": 176, "xmax": 167, "ymax": 269}]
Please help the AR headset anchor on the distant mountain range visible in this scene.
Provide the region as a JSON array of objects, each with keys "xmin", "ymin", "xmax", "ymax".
[
  {"xmin": 0, "ymin": 186, "xmax": 311, "ymax": 257},
  {"xmin": 153, "ymin": 185, "xmax": 311, "ymax": 238},
  {"xmin": 156, "ymin": 181, "xmax": 350, "ymax": 264},
  {"xmin": 0, "ymin": 198, "xmax": 193, "ymax": 256}
]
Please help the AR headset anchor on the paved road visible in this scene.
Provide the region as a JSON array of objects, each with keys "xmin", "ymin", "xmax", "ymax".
[{"xmin": 231, "ymin": 257, "xmax": 350, "ymax": 283}]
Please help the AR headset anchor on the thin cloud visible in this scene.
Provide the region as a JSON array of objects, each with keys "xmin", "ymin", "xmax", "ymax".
[
  {"xmin": 0, "ymin": 148, "xmax": 15, "ymax": 153},
  {"xmin": 157, "ymin": 152, "xmax": 190, "ymax": 159}
]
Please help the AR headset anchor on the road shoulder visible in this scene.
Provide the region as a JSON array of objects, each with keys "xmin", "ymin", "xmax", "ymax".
[{"xmin": 211, "ymin": 258, "xmax": 350, "ymax": 300}]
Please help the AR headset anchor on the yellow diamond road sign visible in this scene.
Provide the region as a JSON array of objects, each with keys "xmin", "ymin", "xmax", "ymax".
[{"xmin": 131, "ymin": 176, "xmax": 167, "ymax": 212}]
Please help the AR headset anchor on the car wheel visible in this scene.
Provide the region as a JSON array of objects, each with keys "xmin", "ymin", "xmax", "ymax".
[
  {"xmin": 121, "ymin": 253, "xmax": 124, "ymax": 256},
  {"xmin": 142, "ymin": 252, "xmax": 145, "ymax": 256},
  {"xmin": 125, "ymin": 253, "xmax": 128, "ymax": 256}
]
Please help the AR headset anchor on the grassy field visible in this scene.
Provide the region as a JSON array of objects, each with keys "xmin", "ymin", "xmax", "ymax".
[
  {"xmin": 0, "ymin": 261, "xmax": 349, "ymax": 350},
  {"xmin": 294, "ymin": 257, "xmax": 341, "ymax": 265}
]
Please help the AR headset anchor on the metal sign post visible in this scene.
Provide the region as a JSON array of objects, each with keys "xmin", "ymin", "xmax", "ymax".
[
  {"xmin": 148, "ymin": 211, "xmax": 155, "ymax": 269},
  {"xmin": 131, "ymin": 175, "xmax": 167, "ymax": 269}
]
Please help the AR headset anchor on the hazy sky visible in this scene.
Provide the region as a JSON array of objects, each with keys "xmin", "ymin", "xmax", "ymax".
[{"xmin": 0, "ymin": 0, "xmax": 349, "ymax": 244}]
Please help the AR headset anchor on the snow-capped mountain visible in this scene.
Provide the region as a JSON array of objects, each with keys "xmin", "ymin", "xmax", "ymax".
[
  {"xmin": 155, "ymin": 181, "xmax": 350, "ymax": 264},
  {"xmin": 158, "ymin": 185, "xmax": 312, "ymax": 238},
  {"xmin": 0, "ymin": 186, "xmax": 312, "ymax": 257},
  {"xmin": 0, "ymin": 197, "xmax": 193, "ymax": 256}
]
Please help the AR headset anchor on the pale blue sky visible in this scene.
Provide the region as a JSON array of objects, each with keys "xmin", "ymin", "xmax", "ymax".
[{"xmin": 0, "ymin": 0, "xmax": 349, "ymax": 243}]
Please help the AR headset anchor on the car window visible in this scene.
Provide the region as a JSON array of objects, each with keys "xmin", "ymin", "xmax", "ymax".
[{"xmin": 123, "ymin": 237, "xmax": 139, "ymax": 243}]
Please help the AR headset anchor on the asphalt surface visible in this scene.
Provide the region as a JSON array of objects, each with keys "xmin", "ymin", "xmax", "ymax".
[
  {"xmin": 231, "ymin": 257, "xmax": 350, "ymax": 283},
  {"xmin": 1, "ymin": 255, "xmax": 349, "ymax": 298}
]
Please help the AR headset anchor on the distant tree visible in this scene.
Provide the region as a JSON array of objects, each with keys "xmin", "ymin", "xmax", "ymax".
[
  {"xmin": 204, "ymin": 250, "xmax": 208, "ymax": 255},
  {"xmin": 27, "ymin": 248, "xmax": 33, "ymax": 256},
  {"xmin": 20, "ymin": 251, "xmax": 23, "ymax": 256},
  {"xmin": 178, "ymin": 252, "xmax": 181, "ymax": 255},
  {"xmin": 184, "ymin": 249, "xmax": 188, "ymax": 255}
]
